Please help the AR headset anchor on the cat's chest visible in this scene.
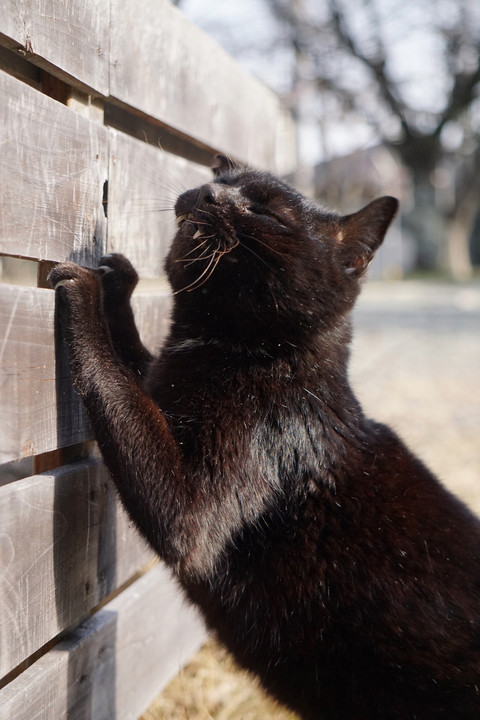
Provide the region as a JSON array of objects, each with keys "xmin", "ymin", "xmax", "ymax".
[
  {"xmin": 147, "ymin": 343, "xmax": 293, "ymax": 416},
  {"xmin": 151, "ymin": 361, "xmax": 340, "ymax": 480}
]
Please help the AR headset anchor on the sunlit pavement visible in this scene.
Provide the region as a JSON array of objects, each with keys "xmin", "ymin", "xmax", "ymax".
[{"xmin": 351, "ymin": 279, "xmax": 480, "ymax": 514}]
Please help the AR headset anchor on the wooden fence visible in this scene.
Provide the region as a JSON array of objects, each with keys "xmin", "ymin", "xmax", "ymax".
[{"xmin": 0, "ymin": 1, "xmax": 295, "ymax": 717}]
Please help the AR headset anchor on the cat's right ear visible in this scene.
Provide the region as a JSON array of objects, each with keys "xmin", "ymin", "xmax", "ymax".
[
  {"xmin": 212, "ymin": 154, "xmax": 238, "ymax": 177},
  {"xmin": 337, "ymin": 196, "xmax": 399, "ymax": 277}
]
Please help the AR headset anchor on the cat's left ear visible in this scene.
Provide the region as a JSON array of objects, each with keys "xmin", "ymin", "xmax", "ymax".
[
  {"xmin": 337, "ymin": 196, "xmax": 399, "ymax": 276},
  {"xmin": 212, "ymin": 154, "xmax": 239, "ymax": 177}
]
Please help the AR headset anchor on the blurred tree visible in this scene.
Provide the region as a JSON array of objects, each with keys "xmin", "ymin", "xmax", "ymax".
[
  {"xmin": 265, "ymin": 0, "xmax": 480, "ymax": 276},
  {"xmin": 177, "ymin": 0, "xmax": 480, "ymax": 277}
]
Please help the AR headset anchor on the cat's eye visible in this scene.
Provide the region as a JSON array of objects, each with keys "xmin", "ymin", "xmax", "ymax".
[
  {"xmin": 248, "ymin": 206, "xmax": 284, "ymax": 225},
  {"xmin": 214, "ymin": 176, "xmax": 235, "ymax": 186}
]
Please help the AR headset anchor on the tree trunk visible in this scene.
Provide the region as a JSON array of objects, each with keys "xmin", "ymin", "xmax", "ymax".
[
  {"xmin": 445, "ymin": 217, "xmax": 473, "ymax": 280},
  {"xmin": 403, "ymin": 172, "xmax": 445, "ymax": 271},
  {"xmin": 444, "ymin": 192, "xmax": 476, "ymax": 281}
]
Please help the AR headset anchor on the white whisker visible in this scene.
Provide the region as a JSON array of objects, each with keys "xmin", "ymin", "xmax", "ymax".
[
  {"xmin": 241, "ymin": 232, "xmax": 289, "ymax": 257},
  {"xmin": 173, "ymin": 254, "xmax": 218, "ymax": 295},
  {"xmin": 184, "ymin": 251, "xmax": 216, "ymax": 267},
  {"xmin": 175, "ymin": 238, "xmax": 211, "ymax": 261},
  {"xmin": 186, "ymin": 253, "xmax": 223, "ymax": 292}
]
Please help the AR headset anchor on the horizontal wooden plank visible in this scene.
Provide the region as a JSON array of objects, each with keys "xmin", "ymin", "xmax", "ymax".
[
  {"xmin": 0, "ymin": 70, "xmax": 108, "ymax": 264},
  {"xmin": 0, "ymin": 565, "xmax": 205, "ymax": 720},
  {"xmin": 0, "ymin": 459, "xmax": 153, "ymax": 680},
  {"xmin": 107, "ymin": 130, "xmax": 211, "ymax": 278},
  {"xmin": 109, "ymin": 0, "xmax": 293, "ymax": 171},
  {"xmin": 0, "ymin": 285, "xmax": 170, "ymax": 462},
  {"xmin": 0, "ymin": 0, "xmax": 109, "ymax": 95}
]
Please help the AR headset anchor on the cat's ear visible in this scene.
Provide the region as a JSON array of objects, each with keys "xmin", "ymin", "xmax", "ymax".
[
  {"xmin": 212, "ymin": 154, "xmax": 238, "ymax": 177},
  {"xmin": 337, "ymin": 196, "xmax": 399, "ymax": 276}
]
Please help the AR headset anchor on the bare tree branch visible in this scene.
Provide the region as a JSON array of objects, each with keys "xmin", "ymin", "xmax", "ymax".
[
  {"xmin": 326, "ymin": 0, "xmax": 412, "ymax": 139},
  {"xmin": 437, "ymin": 59, "xmax": 480, "ymax": 133}
]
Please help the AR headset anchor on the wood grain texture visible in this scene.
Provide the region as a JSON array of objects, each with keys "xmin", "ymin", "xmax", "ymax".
[
  {"xmin": 0, "ymin": 0, "xmax": 109, "ymax": 95},
  {"xmin": 0, "ymin": 71, "xmax": 108, "ymax": 265},
  {"xmin": 0, "ymin": 565, "xmax": 205, "ymax": 720},
  {"xmin": 0, "ymin": 460, "xmax": 153, "ymax": 680},
  {"xmin": 109, "ymin": 0, "xmax": 290, "ymax": 171},
  {"xmin": 0, "ymin": 285, "xmax": 170, "ymax": 462},
  {"xmin": 108, "ymin": 130, "xmax": 211, "ymax": 278},
  {"xmin": 0, "ymin": 284, "xmax": 88, "ymax": 462}
]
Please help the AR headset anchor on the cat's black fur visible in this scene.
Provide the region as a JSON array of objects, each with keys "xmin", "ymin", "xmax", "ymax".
[{"xmin": 49, "ymin": 156, "xmax": 480, "ymax": 719}]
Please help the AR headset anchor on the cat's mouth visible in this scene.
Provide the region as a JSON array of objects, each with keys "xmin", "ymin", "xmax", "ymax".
[
  {"xmin": 175, "ymin": 212, "xmax": 194, "ymax": 225},
  {"xmin": 175, "ymin": 209, "xmax": 238, "ymax": 249},
  {"xmin": 176, "ymin": 211, "xmax": 215, "ymax": 244},
  {"xmin": 170, "ymin": 208, "xmax": 240, "ymax": 296},
  {"xmin": 176, "ymin": 210, "xmax": 213, "ymax": 235}
]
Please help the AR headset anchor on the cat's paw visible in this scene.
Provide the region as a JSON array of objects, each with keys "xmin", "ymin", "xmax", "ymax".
[
  {"xmin": 48, "ymin": 262, "xmax": 98, "ymax": 294},
  {"xmin": 47, "ymin": 263, "xmax": 101, "ymax": 337},
  {"xmin": 98, "ymin": 253, "xmax": 139, "ymax": 300}
]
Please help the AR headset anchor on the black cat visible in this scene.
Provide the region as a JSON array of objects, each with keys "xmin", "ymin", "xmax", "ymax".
[{"xmin": 49, "ymin": 155, "xmax": 480, "ymax": 719}]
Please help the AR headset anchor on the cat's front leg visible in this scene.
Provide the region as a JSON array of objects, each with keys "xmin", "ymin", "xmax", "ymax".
[
  {"xmin": 98, "ymin": 253, "xmax": 152, "ymax": 378},
  {"xmin": 47, "ymin": 262, "xmax": 191, "ymax": 567},
  {"xmin": 48, "ymin": 262, "xmax": 110, "ymax": 379}
]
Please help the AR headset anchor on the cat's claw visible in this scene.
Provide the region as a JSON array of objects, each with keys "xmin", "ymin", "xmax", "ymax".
[
  {"xmin": 98, "ymin": 253, "xmax": 139, "ymax": 297},
  {"xmin": 97, "ymin": 265, "xmax": 114, "ymax": 276},
  {"xmin": 47, "ymin": 262, "xmax": 95, "ymax": 291},
  {"xmin": 51, "ymin": 278, "xmax": 74, "ymax": 290}
]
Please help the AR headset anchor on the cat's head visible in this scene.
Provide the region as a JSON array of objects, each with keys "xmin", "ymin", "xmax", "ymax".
[{"xmin": 166, "ymin": 155, "xmax": 398, "ymax": 348}]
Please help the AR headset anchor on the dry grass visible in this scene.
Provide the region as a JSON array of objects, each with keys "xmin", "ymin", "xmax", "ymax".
[{"xmin": 140, "ymin": 638, "xmax": 299, "ymax": 720}]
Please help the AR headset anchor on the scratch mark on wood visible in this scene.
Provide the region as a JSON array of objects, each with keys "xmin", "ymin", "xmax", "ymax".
[{"xmin": 0, "ymin": 294, "xmax": 21, "ymax": 367}]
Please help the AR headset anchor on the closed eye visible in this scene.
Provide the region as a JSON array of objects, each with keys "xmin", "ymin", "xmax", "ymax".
[
  {"xmin": 248, "ymin": 206, "xmax": 285, "ymax": 225},
  {"xmin": 214, "ymin": 176, "xmax": 236, "ymax": 186}
]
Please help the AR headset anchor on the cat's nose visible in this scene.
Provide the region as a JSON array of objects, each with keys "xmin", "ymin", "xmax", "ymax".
[
  {"xmin": 175, "ymin": 183, "xmax": 234, "ymax": 218},
  {"xmin": 175, "ymin": 184, "xmax": 217, "ymax": 216}
]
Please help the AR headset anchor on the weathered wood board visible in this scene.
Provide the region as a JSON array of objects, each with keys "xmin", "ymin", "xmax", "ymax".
[
  {"xmin": 0, "ymin": 284, "xmax": 89, "ymax": 462},
  {"xmin": 0, "ymin": 565, "xmax": 205, "ymax": 720},
  {"xmin": 0, "ymin": 71, "xmax": 108, "ymax": 265},
  {"xmin": 0, "ymin": 460, "xmax": 153, "ymax": 679},
  {"xmin": 0, "ymin": 0, "xmax": 109, "ymax": 95},
  {"xmin": 109, "ymin": 0, "xmax": 289, "ymax": 170},
  {"xmin": 0, "ymin": 285, "xmax": 171, "ymax": 462},
  {"xmin": 107, "ymin": 130, "xmax": 211, "ymax": 278}
]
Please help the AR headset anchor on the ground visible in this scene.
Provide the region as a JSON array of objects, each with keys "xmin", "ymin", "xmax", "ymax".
[{"xmin": 141, "ymin": 278, "xmax": 480, "ymax": 720}]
